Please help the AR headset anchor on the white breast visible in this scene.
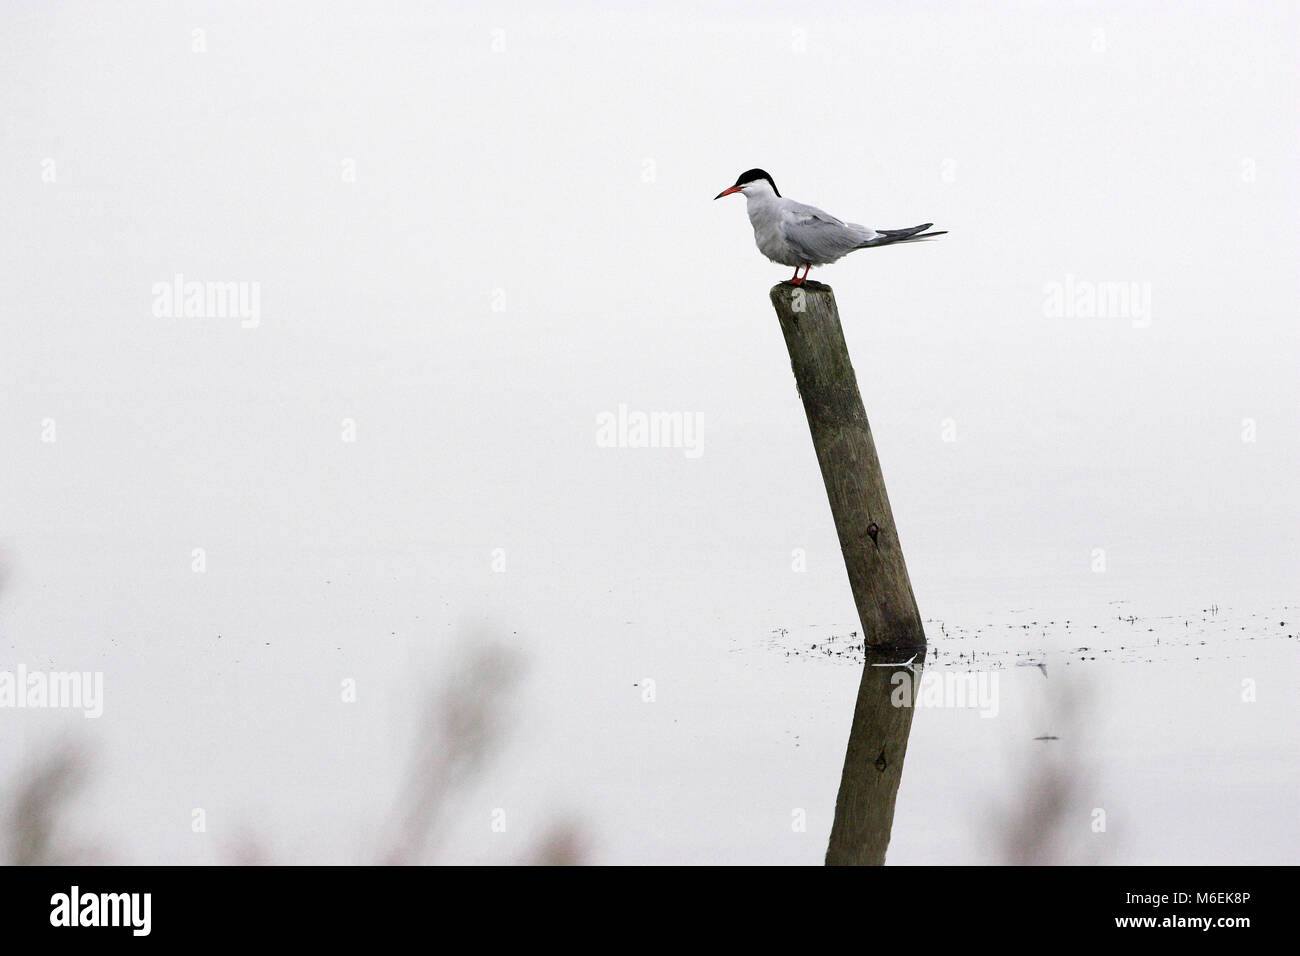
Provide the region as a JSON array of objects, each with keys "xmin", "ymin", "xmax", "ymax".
[{"xmin": 746, "ymin": 196, "xmax": 802, "ymax": 267}]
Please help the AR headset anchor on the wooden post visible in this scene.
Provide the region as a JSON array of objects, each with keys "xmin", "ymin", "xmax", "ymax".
[
  {"xmin": 768, "ymin": 281, "xmax": 925, "ymax": 650},
  {"xmin": 769, "ymin": 280, "xmax": 928, "ymax": 866}
]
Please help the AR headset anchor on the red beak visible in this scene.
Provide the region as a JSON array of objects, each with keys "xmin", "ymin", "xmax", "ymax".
[{"xmin": 713, "ymin": 185, "xmax": 743, "ymax": 200}]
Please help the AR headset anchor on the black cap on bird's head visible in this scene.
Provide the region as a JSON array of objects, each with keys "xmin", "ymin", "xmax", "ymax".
[{"xmin": 714, "ymin": 168, "xmax": 780, "ymax": 199}]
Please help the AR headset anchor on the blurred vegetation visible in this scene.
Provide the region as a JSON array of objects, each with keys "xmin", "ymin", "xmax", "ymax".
[{"xmin": 0, "ymin": 634, "xmax": 584, "ymax": 865}]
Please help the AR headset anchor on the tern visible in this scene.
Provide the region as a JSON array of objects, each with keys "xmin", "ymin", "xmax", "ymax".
[{"xmin": 714, "ymin": 169, "xmax": 945, "ymax": 285}]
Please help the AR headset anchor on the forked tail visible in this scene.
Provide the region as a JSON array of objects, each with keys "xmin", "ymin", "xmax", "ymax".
[{"xmin": 858, "ymin": 223, "xmax": 947, "ymax": 248}]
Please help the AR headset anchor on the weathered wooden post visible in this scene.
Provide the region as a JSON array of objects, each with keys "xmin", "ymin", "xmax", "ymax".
[
  {"xmin": 768, "ymin": 280, "xmax": 926, "ymax": 650},
  {"xmin": 768, "ymin": 280, "xmax": 927, "ymax": 866}
]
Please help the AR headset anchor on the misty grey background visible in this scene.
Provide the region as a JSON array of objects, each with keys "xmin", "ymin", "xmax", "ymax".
[{"xmin": 1, "ymin": 2, "xmax": 1296, "ymax": 862}]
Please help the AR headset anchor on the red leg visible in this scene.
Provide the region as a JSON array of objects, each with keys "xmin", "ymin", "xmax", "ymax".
[
  {"xmin": 790, "ymin": 266, "xmax": 802, "ymax": 285},
  {"xmin": 801, "ymin": 264, "xmax": 811, "ymax": 283}
]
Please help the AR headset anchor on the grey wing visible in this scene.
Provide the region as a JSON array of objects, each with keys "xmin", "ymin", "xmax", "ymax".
[{"xmin": 781, "ymin": 203, "xmax": 879, "ymax": 264}]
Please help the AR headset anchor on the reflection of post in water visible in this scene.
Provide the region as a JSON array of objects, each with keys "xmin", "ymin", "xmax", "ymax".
[{"xmin": 826, "ymin": 648, "xmax": 924, "ymax": 866}]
